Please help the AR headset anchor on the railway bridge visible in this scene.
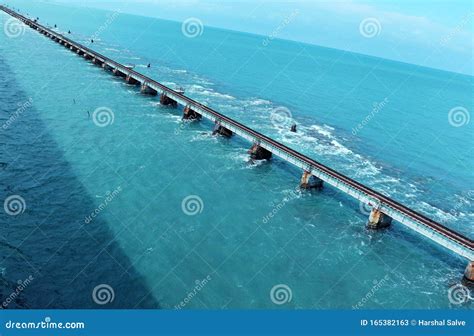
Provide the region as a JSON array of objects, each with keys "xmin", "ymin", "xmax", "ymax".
[{"xmin": 2, "ymin": 5, "xmax": 473, "ymax": 283}]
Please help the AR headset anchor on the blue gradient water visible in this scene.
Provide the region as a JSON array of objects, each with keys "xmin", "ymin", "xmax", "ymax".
[{"xmin": 0, "ymin": 3, "xmax": 473, "ymax": 309}]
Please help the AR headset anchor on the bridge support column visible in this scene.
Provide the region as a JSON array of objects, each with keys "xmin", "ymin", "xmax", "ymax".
[
  {"xmin": 140, "ymin": 84, "xmax": 158, "ymax": 96},
  {"xmin": 248, "ymin": 143, "xmax": 272, "ymax": 160},
  {"xmin": 300, "ymin": 170, "xmax": 323, "ymax": 190},
  {"xmin": 160, "ymin": 93, "xmax": 177, "ymax": 105},
  {"xmin": 463, "ymin": 261, "xmax": 474, "ymax": 286},
  {"xmin": 183, "ymin": 106, "xmax": 201, "ymax": 120},
  {"xmin": 212, "ymin": 122, "xmax": 232, "ymax": 137},
  {"xmin": 125, "ymin": 75, "xmax": 139, "ymax": 85},
  {"xmin": 367, "ymin": 208, "xmax": 392, "ymax": 229},
  {"xmin": 92, "ymin": 58, "xmax": 104, "ymax": 66},
  {"xmin": 102, "ymin": 63, "xmax": 112, "ymax": 71},
  {"xmin": 83, "ymin": 53, "xmax": 92, "ymax": 60},
  {"xmin": 112, "ymin": 68, "xmax": 126, "ymax": 78}
]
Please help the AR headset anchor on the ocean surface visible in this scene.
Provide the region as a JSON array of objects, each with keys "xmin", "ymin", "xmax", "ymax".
[{"xmin": 0, "ymin": 2, "xmax": 473, "ymax": 309}]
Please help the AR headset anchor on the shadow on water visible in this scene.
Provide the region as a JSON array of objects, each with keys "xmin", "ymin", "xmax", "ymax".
[{"xmin": 0, "ymin": 57, "xmax": 159, "ymax": 308}]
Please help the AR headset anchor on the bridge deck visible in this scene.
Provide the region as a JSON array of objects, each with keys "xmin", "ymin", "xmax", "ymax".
[{"xmin": 2, "ymin": 6, "xmax": 473, "ymax": 261}]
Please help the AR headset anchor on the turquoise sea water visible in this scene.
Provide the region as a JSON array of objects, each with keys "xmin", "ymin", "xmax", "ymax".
[{"xmin": 0, "ymin": 3, "xmax": 473, "ymax": 309}]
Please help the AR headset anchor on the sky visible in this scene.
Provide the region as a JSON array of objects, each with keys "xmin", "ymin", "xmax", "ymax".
[{"xmin": 8, "ymin": 0, "xmax": 474, "ymax": 75}]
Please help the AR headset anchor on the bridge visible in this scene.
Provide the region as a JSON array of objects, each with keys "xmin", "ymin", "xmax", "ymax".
[{"xmin": 2, "ymin": 5, "xmax": 473, "ymax": 283}]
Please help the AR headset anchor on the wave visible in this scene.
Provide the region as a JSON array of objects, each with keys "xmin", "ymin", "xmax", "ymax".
[
  {"xmin": 244, "ymin": 98, "xmax": 272, "ymax": 106},
  {"xmin": 418, "ymin": 201, "xmax": 456, "ymax": 223},
  {"xmin": 186, "ymin": 85, "xmax": 235, "ymax": 100},
  {"xmin": 308, "ymin": 124, "xmax": 333, "ymax": 138}
]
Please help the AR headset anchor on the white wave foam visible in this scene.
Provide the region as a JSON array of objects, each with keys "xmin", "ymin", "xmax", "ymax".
[
  {"xmin": 190, "ymin": 132, "xmax": 219, "ymax": 143},
  {"xmin": 418, "ymin": 201, "xmax": 455, "ymax": 223},
  {"xmin": 374, "ymin": 176, "xmax": 401, "ymax": 185},
  {"xmin": 228, "ymin": 153, "xmax": 251, "ymax": 165},
  {"xmin": 144, "ymin": 113, "xmax": 161, "ymax": 119},
  {"xmin": 246, "ymin": 99, "xmax": 271, "ymax": 106},
  {"xmin": 186, "ymin": 85, "xmax": 235, "ymax": 100},
  {"xmin": 309, "ymin": 124, "xmax": 333, "ymax": 138},
  {"xmin": 329, "ymin": 140, "xmax": 353, "ymax": 155},
  {"xmin": 187, "ymin": 84, "xmax": 205, "ymax": 92}
]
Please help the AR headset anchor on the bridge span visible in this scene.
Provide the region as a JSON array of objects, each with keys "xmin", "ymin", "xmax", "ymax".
[{"xmin": 2, "ymin": 5, "xmax": 473, "ymax": 282}]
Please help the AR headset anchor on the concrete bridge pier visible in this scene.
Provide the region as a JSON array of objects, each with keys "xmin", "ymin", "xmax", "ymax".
[
  {"xmin": 367, "ymin": 208, "xmax": 392, "ymax": 229},
  {"xmin": 112, "ymin": 68, "xmax": 126, "ymax": 78},
  {"xmin": 300, "ymin": 170, "xmax": 323, "ymax": 190},
  {"xmin": 102, "ymin": 63, "xmax": 113, "ymax": 71},
  {"xmin": 183, "ymin": 106, "xmax": 201, "ymax": 120},
  {"xmin": 92, "ymin": 58, "xmax": 104, "ymax": 66},
  {"xmin": 212, "ymin": 122, "xmax": 233, "ymax": 137},
  {"xmin": 83, "ymin": 53, "xmax": 93, "ymax": 60},
  {"xmin": 463, "ymin": 261, "xmax": 474, "ymax": 286},
  {"xmin": 140, "ymin": 83, "xmax": 158, "ymax": 95},
  {"xmin": 248, "ymin": 143, "xmax": 272, "ymax": 160},
  {"xmin": 160, "ymin": 93, "xmax": 177, "ymax": 105},
  {"xmin": 125, "ymin": 75, "xmax": 139, "ymax": 85}
]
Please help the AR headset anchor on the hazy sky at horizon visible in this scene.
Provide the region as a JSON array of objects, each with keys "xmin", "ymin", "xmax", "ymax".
[{"xmin": 6, "ymin": 0, "xmax": 474, "ymax": 75}]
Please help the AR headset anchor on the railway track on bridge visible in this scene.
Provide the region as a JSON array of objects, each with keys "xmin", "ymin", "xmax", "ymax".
[{"xmin": 2, "ymin": 6, "xmax": 473, "ymax": 276}]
